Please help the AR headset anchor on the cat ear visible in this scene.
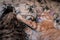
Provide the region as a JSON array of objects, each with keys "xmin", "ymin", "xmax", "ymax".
[
  {"xmin": 49, "ymin": 9, "xmax": 55, "ymax": 16},
  {"xmin": 46, "ymin": 9, "xmax": 55, "ymax": 16}
]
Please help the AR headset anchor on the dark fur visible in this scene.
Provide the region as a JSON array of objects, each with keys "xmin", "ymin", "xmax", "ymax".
[{"xmin": 0, "ymin": 4, "xmax": 28, "ymax": 40}]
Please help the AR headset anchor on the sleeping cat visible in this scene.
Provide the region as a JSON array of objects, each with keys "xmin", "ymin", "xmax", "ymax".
[{"xmin": 16, "ymin": 9, "xmax": 60, "ymax": 40}]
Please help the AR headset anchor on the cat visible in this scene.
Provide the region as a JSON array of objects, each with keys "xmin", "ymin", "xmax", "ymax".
[
  {"xmin": 16, "ymin": 10, "xmax": 60, "ymax": 40},
  {"xmin": 33, "ymin": 11, "xmax": 60, "ymax": 40}
]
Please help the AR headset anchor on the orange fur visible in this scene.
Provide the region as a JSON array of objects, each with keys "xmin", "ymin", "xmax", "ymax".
[
  {"xmin": 40, "ymin": 20, "xmax": 55, "ymax": 32},
  {"xmin": 17, "ymin": 10, "xmax": 60, "ymax": 40},
  {"xmin": 35, "ymin": 12, "xmax": 54, "ymax": 32},
  {"xmin": 39, "ymin": 12, "xmax": 60, "ymax": 40},
  {"xmin": 25, "ymin": 12, "xmax": 60, "ymax": 40}
]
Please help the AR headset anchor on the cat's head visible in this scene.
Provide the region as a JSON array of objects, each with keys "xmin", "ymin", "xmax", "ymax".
[
  {"xmin": 39, "ymin": 10, "xmax": 55, "ymax": 32},
  {"xmin": 37, "ymin": 10, "xmax": 55, "ymax": 23}
]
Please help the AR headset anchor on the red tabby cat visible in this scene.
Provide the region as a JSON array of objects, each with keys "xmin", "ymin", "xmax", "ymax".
[{"xmin": 16, "ymin": 10, "xmax": 60, "ymax": 40}]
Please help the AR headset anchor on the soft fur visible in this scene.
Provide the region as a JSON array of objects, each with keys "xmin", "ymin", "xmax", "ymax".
[{"xmin": 23, "ymin": 11, "xmax": 60, "ymax": 40}]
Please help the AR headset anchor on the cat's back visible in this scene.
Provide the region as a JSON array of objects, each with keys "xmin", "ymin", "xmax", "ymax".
[{"xmin": 40, "ymin": 29, "xmax": 60, "ymax": 40}]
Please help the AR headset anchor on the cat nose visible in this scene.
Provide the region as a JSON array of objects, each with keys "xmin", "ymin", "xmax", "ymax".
[{"xmin": 56, "ymin": 19, "xmax": 60, "ymax": 23}]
